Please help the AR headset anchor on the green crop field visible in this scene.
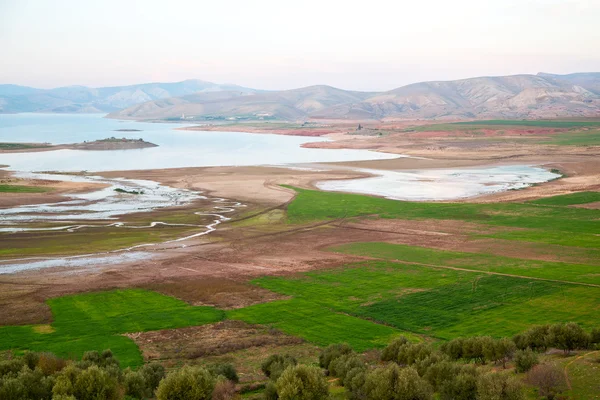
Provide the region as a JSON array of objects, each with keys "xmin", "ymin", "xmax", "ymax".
[
  {"xmin": 0, "ymin": 184, "xmax": 50, "ymax": 193},
  {"xmin": 528, "ymin": 191, "xmax": 600, "ymax": 206},
  {"xmin": 542, "ymin": 130, "xmax": 600, "ymax": 146},
  {"xmin": 240, "ymin": 261, "xmax": 600, "ymax": 340},
  {"xmin": 227, "ymin": 298, "xmax": 413, "ymax": 350},
  {"xmin": 0, "ymin": 289, "xmax": 224, "ymax": 367},
  {"xmin": 285, "ymin": 187, "xmax": 599, "ymax": 248},
  {"xmin": 453, "ymin": 120, "xmax": 600, "ymax": 128},
  {"xmin": 330, "ymin": 242, "xmax": 600, "ymax": 282}
]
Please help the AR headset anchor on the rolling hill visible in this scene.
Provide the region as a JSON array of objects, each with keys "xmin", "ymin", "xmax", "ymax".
[
  {"xmin": 0, "ymin": 80, "xmax": 258, "ymax": 113},
  {"xmin": 109, "ymin": 73, "xmax": 600, "ymax": 121}
]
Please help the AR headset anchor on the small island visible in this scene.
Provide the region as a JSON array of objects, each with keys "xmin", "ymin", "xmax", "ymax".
[{"xmin": 0, "ymin": 138, "xmax": 158, "ymax": 153}]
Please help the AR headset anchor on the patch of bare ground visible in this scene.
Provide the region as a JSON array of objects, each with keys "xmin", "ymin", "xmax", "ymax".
[
  {"xmin": 0, "ymin": 172, "xmax": 108, "ymax": 208},
  {"xmin": 144, "ymin": 277, "xmax": 288, "ymax": 309},
  {"xmin": 573, "ymin": 201, "xmax": 600, "ymax": 209},
  {"xmin": 127, "ymin": 320, "xmax": 319, "ymax": 383}
]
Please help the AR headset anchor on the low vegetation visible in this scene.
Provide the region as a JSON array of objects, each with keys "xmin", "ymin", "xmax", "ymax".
[
  {"xmin": 0, "ymin": 184, "xmax": 49, "ymax": 193},
  {"xmin": 0, "ymin": 289, "xmax": 224, "ymax": 367}
]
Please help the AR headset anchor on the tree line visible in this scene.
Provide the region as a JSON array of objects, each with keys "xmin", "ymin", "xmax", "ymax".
[{"xmin": 1, "ymin": 322, "xmax": 597, "ymax": 399}]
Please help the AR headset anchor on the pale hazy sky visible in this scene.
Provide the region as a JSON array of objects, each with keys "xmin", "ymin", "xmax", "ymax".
[{"xmin": 1, "ymin": 0, "xmax": 599, "ymax": 91}]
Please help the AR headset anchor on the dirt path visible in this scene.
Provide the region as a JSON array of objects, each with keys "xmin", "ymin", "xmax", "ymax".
[{"xmin": 563, "ymin": 350, "xmax": 600, "ymax": 390}]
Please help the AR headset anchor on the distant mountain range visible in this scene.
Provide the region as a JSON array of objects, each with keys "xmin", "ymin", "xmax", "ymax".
[
  {"xmin": 0, "ymin": 80, "xmax": 257, "ymax": 113},
  {"xmin": 2, "ymin": 73, "xmax": 599, "ymax": 120}
]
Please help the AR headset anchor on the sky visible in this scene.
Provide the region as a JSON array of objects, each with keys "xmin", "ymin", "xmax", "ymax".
[{"xmin": 1, "ymin": 0, "xmax": 599, "ymax": 91}]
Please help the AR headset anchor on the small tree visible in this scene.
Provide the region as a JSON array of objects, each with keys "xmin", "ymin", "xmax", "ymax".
[
  {"xmin": 526, "ymin": 364, "xmax": 568, "ymax": 400},
  {"xmin": 364, "ymin": 364, "xmax": 432, "ymax": 400},
  {"xmin": 319, "ymin": 344, "xmax": 352, "ymax": 369},
  {"xmin": 72, "ymin": 365, "xmax": 122, "ymax": 400},
  {"xmin": 207, "ymin": 363, "xmax": 239, "ymax": 383},
  {"xmin": 548, "ymin": 322, "xmax": 590, "ymax": 354},
  {"xmin": 476, "ymin": 372, "xmax": 524, "ymax": 400},
  {"xmin": 514, "ymin": 348, "xmax": 539, "ymax": 373},
  {"xmin": 381, "ymin": 336, "xmax": 409, "ymax": 361},
  {"xmin": 139, "ymin": 363, "xmax": 165, "ymax": 393},
  {"xmin": 261, "ymin": 354, "xmax": 297, "ymax": 381},
  {"xmin": 275, "ymin": 365, "xmax": 329, "ymax": 400},
  {"xmin": 439, "ymin": 369, "xmax": 478, "ymax": 400},
  {"xmin": 156, "ymin": 366, "xmax": 215, "ymax": 400}
]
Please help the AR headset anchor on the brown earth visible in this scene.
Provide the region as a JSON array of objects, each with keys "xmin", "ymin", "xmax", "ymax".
[{"xmin": 2, "ymin": 120, "xmax": 599, "ymax": 329}]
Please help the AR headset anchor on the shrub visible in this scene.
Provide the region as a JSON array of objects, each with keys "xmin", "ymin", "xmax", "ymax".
[
  {"xmin": 518, "ymin": 325, "xmax": 550, "ymax": 352},
  {"xmin": 476, "ymin": 372, "xmax": 524, "ymax": 400},
  {"xmin": 261, "ymin": 354, "xmax": 297, "ymax": 381},
  {"xmin": 156, "ymin": 366, "xmax": 215, "ymax": 400},
  {"xmin": 364, "ymin": 364, "xmax": 432, "ymax": 400},
  {"xmin": 211, "ymin": 377, "xmax": 237, "ymax": 400},
  {"xmin": 275, "ymin": 365, "xmax": 329, "ymax": 400},
  {"xmin": 423, "ymin": 360, "xmax": 462, "ymax": 391},
  {"xmin": 548, "ymin": 322, "xmax": 590, "ymax": 354},
  {"xmin": 22, "ymin": 351, "xmax": 39, "ymax": 370},
  {"xmin": 514, "ymin": 348, "xmax": 539, "ymax": 373},
  {"xmin": 319, "ymin": 344, "xmax": 353, "ymax": 370},
  {"xmin": 207, "ymin": 363, "xmax": 239, "ymax": 383},
  {"xmin": 124, "ymin": 369, "xmax": 148, "ymax": 399},
  {"xmin": 72, "ymin": 365, "xmax": 122, "ymax": 400},
  {"xmin": 37, "ymin": 352, "xmax": 67, "ymax": 376},
  {"xmin": 590, "ymin": 328, "xmax": 600, "ymax": 348},
  {"xmin": 139, "ymin": 363, "xmax": 165, "ymax": 392},
  {"xmin": 328, "ymin": 353, "xmax": 365, "ymax": 383},
  {"xmin": 0, "ymin": 359, "xmax": 25, "ymax": 378},
  {"xmin": 264, "ymin": 381, "xmax": 279, "ymax": 400},
  {"xmin": 526, "ymin": 364, "xmax": 568, "ymax": 400},
  {"xmin": 381, "ymin": 336, "xmax": 409, "ymax": 361},
  {"xmin": 439, "ymin": 368, "xmax": 478, "ymax": 400}
]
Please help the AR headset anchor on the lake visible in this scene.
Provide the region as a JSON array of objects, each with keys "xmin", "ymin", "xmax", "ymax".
[{"xmin": 0, "ymin": 113, "xmax": 397, "ymax": 171}]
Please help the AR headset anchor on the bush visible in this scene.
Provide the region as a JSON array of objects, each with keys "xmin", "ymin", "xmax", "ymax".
[
  {"xmin": 526, "ymin": 364, "xmax": 568, "ymax": 400},
  {"xmin": 328, "ymin": 353, "xmax": 365, "ymax": 383},
  {"xmin": 476, "ymin": 372, "xmax": 524, "ymax": 400},
  {"xmin": 156, "ymin": 366, "xmax": 215, "ymax": 400},
  {"xmin": 73, "ymin": 365, "xmax": 122, "ymax": 400},
  {"xmin": 548, "ymin": 322, "xmax": 590, "ymax": 354},
  {"xmin": 275, "ymin": 365, "xmax": 328, "ymax": 400},
  {"xmin": 124, "ymin": 369, "xmax": 148, "ymax": 399},
  {"xmin": 517, "ymin": 325, "xmax": 550, "ymax": 352},
  {"xmin": 261, "ymin": 354, "xmax": 297, "ymax": 381},
  {"xmin": 264, "ymin": 381, "xmax": 279, "ymax": 400},
  {"xmin": 22, "ymin": 351, "xmax": 39, "ymax": 370},
  {"xmin": 364, "ymin": 364, "xmax": 432, "ymax": 400},
  {"xmin": 381, "ymin": 336, "xmax": 409, "ymax": 362},
  {"xmin": 0, "ymin": 359, "xmax": 25, "ymax": 378},
  {"xmin": 439, "ymin": 368, "xmax": 478, "ymax": 400},
  {"xmin": 211, "ymin": 377, "xmax": 237, "ymax": 400},
  {"xmin": 590, "ymin": 328, "xmax": 600, "ymax": 347},
  {"xmin": 319, "ymin": 344, "xmax": 353, "ymax": 370},
  {"xmin": 514, "ymin": 348, "xmax": 539, "ymax": 373},
  {"xmin": 207, "ymin": 363, "xmax": 239, "ymax": 383},
  {"xmin": 139, "ymin": 363, "xmax": 165, "ymax": 392},
  {"xmin": 37, "ymin": 353, "xmax": 67, "ymax": 376},
  {"xmin": 423, "ymin": 360, "xmax": 462, "ymax": 391}
]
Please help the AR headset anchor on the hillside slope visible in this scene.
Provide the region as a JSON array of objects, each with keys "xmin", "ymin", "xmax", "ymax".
[
  {"xmin": 0, "ymin": 80, "xmax": 258, "ymax": 113},
  {"xmin": 109, "ymin": 73, "xmax": 600, "ymax": 121}
]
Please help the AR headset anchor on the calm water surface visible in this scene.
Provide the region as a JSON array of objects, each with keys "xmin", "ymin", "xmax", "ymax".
[{"xmin": 0, "ymin": 113, "xmax": 397, "ymax": 171}]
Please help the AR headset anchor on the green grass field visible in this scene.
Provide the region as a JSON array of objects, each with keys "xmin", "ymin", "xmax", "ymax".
[
  {"xmin": 542, "ymin": 130, "xmax": 600, "ymax": 146},
  {"xmin": 0, "ymin": 184, "xmax": 50, "ymax": 193},
  {"xmin": 242, "ymin": 261, "xmax": 600, "ymax": 340},
  {"xmin": 0, "ymin": 289, "xmax": 224, "ymax": 367},
  {"xmin": 528, "ymin": 191, "xmax": 600, "ymax": 206},
  {"xmin": 330, "ymin": 242, "xmax": 600, "ymax": 284},
  {"xmin": 227, "ymin": 298, "xmax": 413, "ymax": 351},
  {"xmin": 453, "ymin": 120, "xmax": 600, "ymax": 128},
  {"xmin": 285, "ymin": 187, "xmax": 599, "ymax": 248}
]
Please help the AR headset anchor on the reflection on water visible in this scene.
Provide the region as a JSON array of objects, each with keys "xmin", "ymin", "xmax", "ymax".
[{"xmin": 317, "ymin": 165, "xmax": 560, "ymax": 201}]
